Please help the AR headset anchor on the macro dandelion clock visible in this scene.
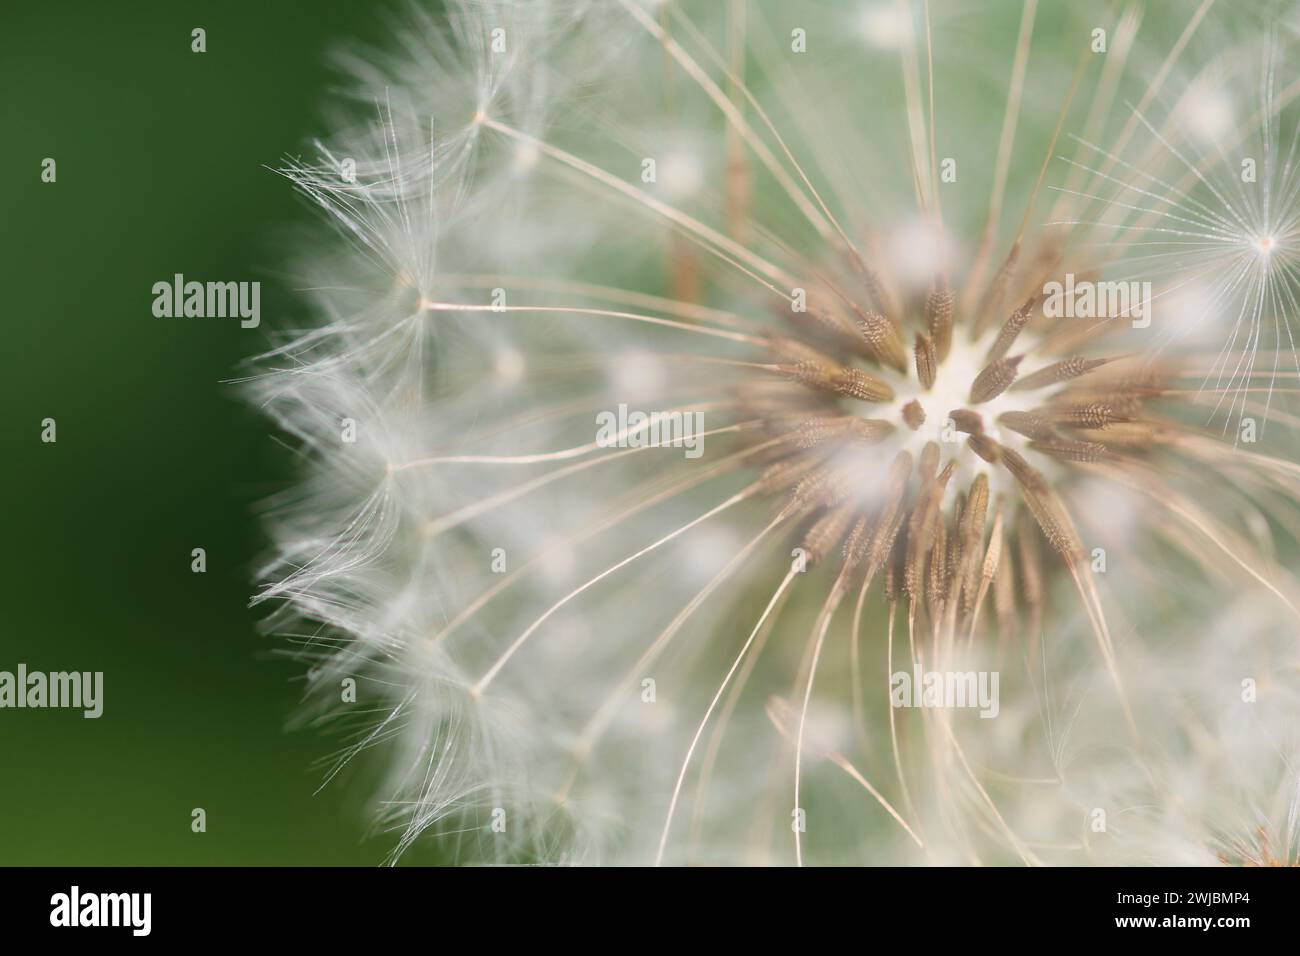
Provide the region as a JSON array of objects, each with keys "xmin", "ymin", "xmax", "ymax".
[{"xmin": 248, "ymin": 0, "xmax": 1300, "ymax": 865}]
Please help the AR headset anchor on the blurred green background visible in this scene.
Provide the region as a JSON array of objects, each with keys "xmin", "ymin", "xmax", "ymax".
[{"xmin": 0, "ymin": 0, "xmax": 430, "ymax": 864}]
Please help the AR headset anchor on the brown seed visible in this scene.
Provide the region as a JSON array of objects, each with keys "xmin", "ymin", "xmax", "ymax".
[
  {"xmin": 801, "ymin": 504, "xmax": 856, "ymax": 567},
  {"xmin": 965, "ymin": 504, "xmax": 1002, "ymax": 620},
  {"xmin": 854, "ymin": 309, "xmax": 908, "ymax": 371},
  {"xmin": 1028, "ymin": 437, "xmax": 1110, "ymax": 463},
  {"xmin": 967, "ymin": 432, "xmax": 1001, "ymax": 464},
  {"xmin": 948, "ymin": 408, "xmax": 984, "ymax": 434},
  {"xmin": 969, "ymin": 354, "xmax": 1024, "ymax": 404},
  {"xmin": 829, "ymin": 368, "xmax": 895, "ymax": 402},
  {"xmin": 844, "ymin": 515, "xmax": 870, "ymax": 570},
  {"xmin": 885, "ymin": 526, "xmax": 908, "ymax": 604},
  {"xmin": 1022, "ymin": 486, "xmax": 1084, "ymax": 562},
  {"xmin": 903, "ymin": 464, "xmax": 942, "ymax": 599},
  {"xmin": 914, "ymin": 332, "xmax": 937, "ymax": 390},
  {"xmin": 1011, "ymin": 356, "xmax": 1114, "ymax": 392},
  {"xmin": 784, "ymin": 355, "xmax": 894, "ymax": 403},
  {"xmin": 918, "ymin": 440, "xmax": 941, "ymax": 479},
  {"xmin": 795, "ymin": 417, "xmax": 842, "ymax": 449},
  {"xmin": 1081, "ymin": 420, "xmax": 1169, "ymax": 447},
  {"xmin": 927, "ymin": 278, "xmax": 955, "ymax": 361},
  {"xmin": 759, "ymin": 455, "xmax": 822, "ymax": 496},
  {"xmin": 787, "ymin": 358, "xmax": 832, "ymax": 389},
  {"xmin": 964, "ymin": 474, "xmax": 990, "ymax": 532},
  {"xmin": 998, "ymin": 446, "xmax": 1048, "ymax": 492},
  {"xmin": 985, "ymin": 295, "xmax": 1037, "ymax": 364},
  {"xmin": 927, "ymin": 515, "xmax": 949, "ymax": 616},
  {"xmin": 1001, "ymin": 449, "xmax": 1084, "ymax": 560},
  {"xmin": 955, "ymin": 475, "xmax": 989, "ymax": 611},
  {"xmin": 1047, "ymin": 401, "xmax": 1129, "ymax": 429},
  {"xmin": 795, "ymin": 416, "xmax": 895, "ymax": 448},
  {"xmin": 792, "ymin": 465, "xmax": 837, "ymax": 507},
  {"xmin": 997, "ymin": 410, "xmax": 1057, "ymax": 441},
  {"xmin": 849, "ymin": 418, "xmax": 897, "ymax": 443},
  {"xmin": 766, "ymin": 334, "xmax": 828, "ymax": 368},
  {"xmin": 901, "ymin": 399, "xmax": 926, "ymax": 431},
  {"xmin": 944, "ymin": 498, "xmax": 964, "ymax": 608}
]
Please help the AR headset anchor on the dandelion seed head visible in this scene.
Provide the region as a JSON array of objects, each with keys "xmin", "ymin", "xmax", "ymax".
[{"xmin": 250, "ymin": 0, "xmax": 1300, "ymax": 865}]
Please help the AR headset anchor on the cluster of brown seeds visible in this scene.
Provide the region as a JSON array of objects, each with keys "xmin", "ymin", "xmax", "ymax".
[{"xmin": 724, "ymin": 249, "xmax": 1175, "ymax": 646}]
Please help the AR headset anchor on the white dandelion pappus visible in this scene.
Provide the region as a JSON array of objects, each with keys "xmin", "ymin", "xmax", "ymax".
[
  {"xmin": 987, "ymin": 593, "xmax": 1300, "ymax": 867},
  {"xmin": 1049, "ymin": 8, "xmax": 1300, "ymax": 430},
  {"xmin": 249, "ymin": 0, "xmax": 1300, "ymax": 865}
]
